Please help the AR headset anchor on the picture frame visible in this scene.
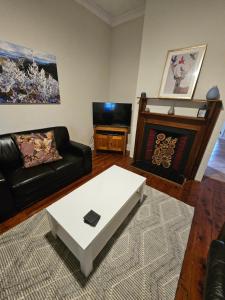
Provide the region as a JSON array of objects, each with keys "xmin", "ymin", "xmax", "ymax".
[
  {"xmin": 197, "ymin": 107, "xmax": 207, "ymax": 118},
  {"xmin": 0, "ymin": 40, "xmax": 60, "ymax": 104},
  {"xmin": 159, "ymin": 44, "xmax": 207, "ymax": 99}
]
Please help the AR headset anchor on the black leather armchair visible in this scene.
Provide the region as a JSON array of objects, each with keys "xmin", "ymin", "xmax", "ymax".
[
  {"xmin": 204, "ymin": 223, "xmax": 225, "ymax": 300},
  {"xmin": 0, "ymin": 126, "xmax": 92, "ymax": 222}
]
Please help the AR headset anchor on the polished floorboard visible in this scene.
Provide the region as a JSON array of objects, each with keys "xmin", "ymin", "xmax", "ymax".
[{"xmin": 1, "ymin": 151, "xmax": 225, "ymax": 300}]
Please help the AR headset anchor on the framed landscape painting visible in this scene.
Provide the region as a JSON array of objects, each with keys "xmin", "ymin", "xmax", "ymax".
[
  {"xmin": 159, "ymin": 44, "xmax": 207, "ymax": 99},
  {"xmin": 0, "ymin": 40, "xmax": 60, "ymax": 104}
]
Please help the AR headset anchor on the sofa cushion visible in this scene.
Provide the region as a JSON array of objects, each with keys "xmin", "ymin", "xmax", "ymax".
[
  {"xmin": 49, "ymin": 153, "xmax": 84, "ymax": 179},
  {"xmin": 5, "ymin": 164, "xmax": 56, "ymax": 198},
  {"xmin": 14, "ymin": 131, "xmax": 62, "ymax": 168}
]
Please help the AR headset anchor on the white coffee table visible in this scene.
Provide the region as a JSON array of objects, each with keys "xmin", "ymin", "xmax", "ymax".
[{"xmin": 46, "ymin": 165, "xmax": 146, "ymax": 277}]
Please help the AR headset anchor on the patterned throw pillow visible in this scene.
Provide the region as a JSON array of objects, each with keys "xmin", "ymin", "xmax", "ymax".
[{"xmin": 14, "ymin": 131, "xmax": 62, "ymax": 168}]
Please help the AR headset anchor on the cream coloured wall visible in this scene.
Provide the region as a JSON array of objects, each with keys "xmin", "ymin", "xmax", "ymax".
[
  {"xmin": 0, "ymin": 0, "xmax": 111, "ymax": 144},
  {"xmin": 130, "ymin": 0, "xmax": 225, "ymax": 180},
  {"xmin": 1, "ymin": 0, "xmax": 223, "ymax": 181},
  {"xmin": 108, "ymin": 16, "xmax": 144, "ymax": 149},
  {"xmin": 109, "ymin": 17, "xmax": 144, "ymax": 101}
]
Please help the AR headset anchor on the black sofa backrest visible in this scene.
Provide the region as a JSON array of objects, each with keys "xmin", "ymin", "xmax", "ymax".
[
  {"xmin": 0, "ymin": 126, "xmax": 70, "ymax": 170},
  {"xmin": 0, "ymin": 135, "xmax": 22, "ymax": 169}
]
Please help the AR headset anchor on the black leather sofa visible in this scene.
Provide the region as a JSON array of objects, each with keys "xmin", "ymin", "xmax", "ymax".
[
  {"xmin": 204, "ymin": 223, "xmax": 225, "ymax": 300},
  {"xmin": 0, "ymin": 126, "xmax": 92, "ymax": 222}
]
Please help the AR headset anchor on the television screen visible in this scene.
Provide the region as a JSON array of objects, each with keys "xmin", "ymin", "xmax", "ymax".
[{"xmin": 92, "ymin": 102, "xmax": 132, "ymax": 127}]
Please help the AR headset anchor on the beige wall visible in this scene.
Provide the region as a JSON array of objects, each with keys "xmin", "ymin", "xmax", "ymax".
[
  {"xmin": 108, "ymin": 17, "xmax": 144, "ymax": 149},
  {"xmin": 1, "ymin": 0, "xmax": 223, "ymax": 180},
  {"xmin": 109, "ymin": 17, "xmax": 144, "ymax": 101},
  {"xmin": 130, "ymin": 0, "xmax": 225, "ymax": 180},
  {"xmin": 0, "ymin": 0, "xmax": 111, "ymax": 144}
]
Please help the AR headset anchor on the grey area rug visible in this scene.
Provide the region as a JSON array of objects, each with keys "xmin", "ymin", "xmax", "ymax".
[{"xmin": 0, "ymin": 186, "xmax": 194, "ymax": 300}]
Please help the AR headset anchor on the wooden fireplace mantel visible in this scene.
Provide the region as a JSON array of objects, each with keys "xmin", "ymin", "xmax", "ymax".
[{"xmin": 133, "ymin": 97, "xmax": 222, "ymax": 181}]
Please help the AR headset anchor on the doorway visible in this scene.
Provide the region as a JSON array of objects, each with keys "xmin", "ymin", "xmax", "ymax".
[
  {"xmin": 204, "ymin": 121, "xmax": 225, "ymax": 182},
  {"xmin": 220, "ymin": 122, "xmax": 225, "ymax": 140}
]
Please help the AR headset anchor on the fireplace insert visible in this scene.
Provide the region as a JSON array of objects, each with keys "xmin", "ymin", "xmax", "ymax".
[{"xmin": 133, "ymin": 124, "xmax": 195, "ymax": 184}]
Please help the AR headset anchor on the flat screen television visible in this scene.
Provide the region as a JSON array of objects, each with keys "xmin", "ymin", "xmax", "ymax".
[{"xmin": 92, "ymin": 102, "xmax": 132, "ymax": 127}]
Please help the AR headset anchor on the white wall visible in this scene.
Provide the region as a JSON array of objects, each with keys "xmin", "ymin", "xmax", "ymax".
[
  {"xmin": 108, "ymin": 17, "xmax": 144, "ymax": 149},
  {"xmin": 109, "ymin": 17, "xmax": 144, "ymax": 101},
  {"xmin": 0, "ymin": 0, "xmax": 111, "ymax": 144},
  {"xmin": 1, "ymin": 0, "xmax": 223, "ymax": 180},
  {"xmin": 219, "ymin": 122, "xmax": 225, "ymax": 138},
  {"xmin": 130, "ymin": 0, "xmax": 225, "ymax": 180}
]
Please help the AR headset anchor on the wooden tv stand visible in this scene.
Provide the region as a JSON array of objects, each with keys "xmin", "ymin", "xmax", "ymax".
[{"xmin": 94, "ymin": 125, "xmax": 128, "ymax": 155}]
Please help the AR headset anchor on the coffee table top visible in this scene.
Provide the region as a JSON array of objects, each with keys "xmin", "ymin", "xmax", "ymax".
[{"xmin": 46, "ymin": 165, "xmax": 146, "ymax": 250}]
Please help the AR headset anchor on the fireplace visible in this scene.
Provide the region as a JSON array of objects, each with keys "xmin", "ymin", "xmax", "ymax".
[
  {"xmin": 134, "ymin": 124, "xmax": 195, "ymax": 183},
  {"xmin": 133, "ymin": 97, "xmax": 222, "ymax": 183}
]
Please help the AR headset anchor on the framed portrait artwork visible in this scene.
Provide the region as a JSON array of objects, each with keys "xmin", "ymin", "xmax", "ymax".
[
  {"xmin": 197, "ymin": 105, "xmax": 208, "ymax": 118},
  {"xmin": 159, "ymin": 44, "xmax": 207, "ymax": 99}
]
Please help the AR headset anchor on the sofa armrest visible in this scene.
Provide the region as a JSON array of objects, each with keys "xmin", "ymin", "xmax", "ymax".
[
  {"xmin": 204, "ymin": 240, "xmax": 225, "ymax": 300},
  {"xmin": 0, "ymin": 171, "xmax": 15, "ymax": 222},
  {"xmin": 68, "ymin": 141, "xmax": 92, "ymax": 174}
]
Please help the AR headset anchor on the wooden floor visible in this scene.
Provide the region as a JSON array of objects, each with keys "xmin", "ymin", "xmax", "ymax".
[{"xmin": 1, "ymin": 151, "xmax": 225, "ymax": 300}]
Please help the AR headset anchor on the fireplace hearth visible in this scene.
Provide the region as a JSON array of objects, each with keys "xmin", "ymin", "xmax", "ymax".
[{"xmin": 133, "ymin": 97, "xmax": 222, "ymax": 183}]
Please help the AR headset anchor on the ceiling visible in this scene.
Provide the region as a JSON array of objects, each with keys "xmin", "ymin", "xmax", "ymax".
[
  {"xmin": 75, "ymin": 0, "xmax": 146, "ymax": 27},
  {"xmin": 93, "ymin": 0, "xmax": 146, "ymax": 17}
]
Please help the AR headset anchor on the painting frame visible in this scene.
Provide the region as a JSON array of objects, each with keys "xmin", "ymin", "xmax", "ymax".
[
  {"xmin": 158, "ymin": 44, "xmax": 207, "ymax": 99},
  {"xmin": 0, "ymin": 40, "xmax": 60, "ymax": 104},
  {"xmin": 197, "ymin": 106, "xmax": 207, "ymax": 118}
]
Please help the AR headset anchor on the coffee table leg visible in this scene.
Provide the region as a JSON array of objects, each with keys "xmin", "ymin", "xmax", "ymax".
[
  {"xmin": 47, "ymin": 215, "xmax": 57, "ymax": 238},
  {"xmin": 139, "ymin": 182, "xmax": 145, "ymax": 203},
  {"xmin": 80, "ymin": 251, "xmax": 93, "ymax": 277}
]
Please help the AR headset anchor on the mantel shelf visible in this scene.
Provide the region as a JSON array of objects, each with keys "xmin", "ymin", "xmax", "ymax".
[
  {"xmin": 137, "ymin": 97, "xmax": 211, "ymax": 104},
  {"xmin": 140, "ymin": 111, "xmax": 206, "ymax": 122}
]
